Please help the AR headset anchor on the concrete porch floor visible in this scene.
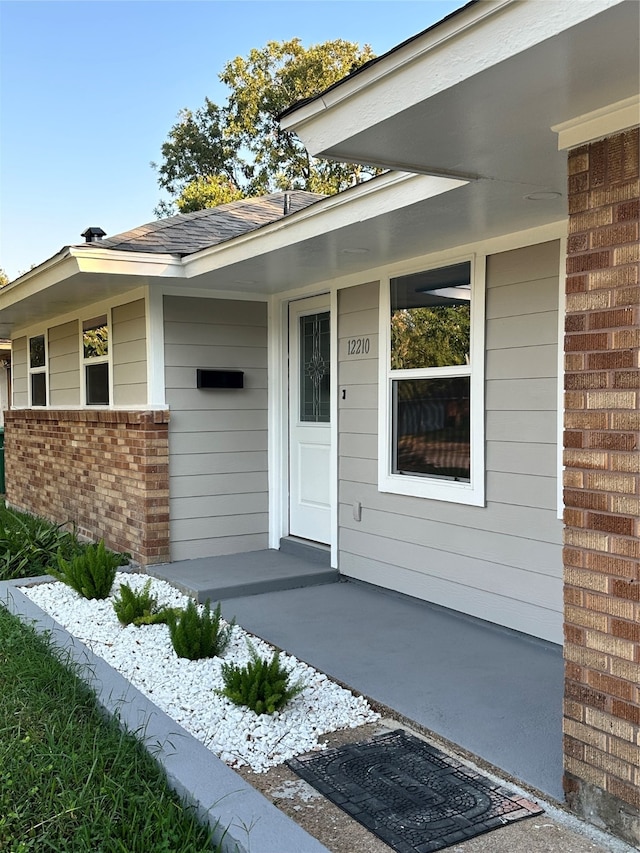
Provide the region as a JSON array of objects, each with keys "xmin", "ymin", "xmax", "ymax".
[{"xmin": 150, "ymin": 546, "xmax": 565, "ymax": 803}]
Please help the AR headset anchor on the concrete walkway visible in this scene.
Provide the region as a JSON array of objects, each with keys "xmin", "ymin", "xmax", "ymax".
[
  {"xmin": 4, "ymin": 560, "xmax": 635, "ymax": 853},
  {"xmin": 151, "ymin": 544, "xmax": 564, "ymax": 801},
  {"xmin": 222, "ymin": 580, "xmax": 565, "ymax": 802}
]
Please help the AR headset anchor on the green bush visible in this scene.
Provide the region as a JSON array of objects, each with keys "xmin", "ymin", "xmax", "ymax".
[
  {"xmin": 52, "ymin": 540, "xmax": 124, "ymax": 600},
  {"xmin": 167, "ymin": 600, "xmax": 234, "ymax": 661},
  {"xmin": 0, "ymin": 506, "xmax": 84, "ymax": 581},
  {"xmin": 113, "ymin": 579, "xmax": 159, "ymax": 626},
  {"xmin": 218, "ymin": 641, "xmax": 304, "ymax": 715}
]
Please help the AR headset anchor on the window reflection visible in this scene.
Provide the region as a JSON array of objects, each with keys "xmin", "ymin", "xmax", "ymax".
[
  {"xmin": 393, "ymin": 377, "xmax": 470, "ymax": 481},
  {"xmin": 83, "ymin": 316, "xmax": 109, "ymax": 359},
  {"xmin": 391, "ymin": 262, "xmax": 471, "ymax": 370},
  {"xmin": 29, "ymin": 335, "xmax": 45, "ymax": 369},
  {"xmin": 31, "ymin": 373, "xmax": 46, "ymax": 407}
]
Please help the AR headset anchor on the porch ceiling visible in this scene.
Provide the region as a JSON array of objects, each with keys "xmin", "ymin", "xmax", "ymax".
[
  {"xmin": 182, "ymin": 174, "xmax": 565, "ymax": 295},
  {"xmin": 2, "ymin": 0, "xmax": 636, "ymax": 334},
  {"xmin": 0, "ymin": 168, "xmax": 565, "ymax": 338}
]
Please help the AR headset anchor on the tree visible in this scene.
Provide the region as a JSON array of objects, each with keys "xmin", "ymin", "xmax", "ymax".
[
  {"xmin": 175, "ymin": 175, "xmax": 244, "ymax": 214},
  {"xmin": 154, "ymin": 38, "xmax": 378, "ymax": 215},
  {"xmin": 391, "ymin": 305, "xmax": 471, "ymax": 370},
  {"xmin": 0, "ymin": 268, "xmax": 9, "ymax": 288}
]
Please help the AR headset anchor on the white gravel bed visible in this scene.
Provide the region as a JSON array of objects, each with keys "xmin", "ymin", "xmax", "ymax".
[{"xmin": 22, "ymin": 573, "xmax": 379, "ymax": 773}]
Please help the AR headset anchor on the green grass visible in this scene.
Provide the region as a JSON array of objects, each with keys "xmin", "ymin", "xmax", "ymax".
[
  {"xmin": 0, "ymin": 503, "xmax": 85, "ymax": 581},
  {"xmin": 0, "ymin": 605, "xmax": 222, "ymax": 852}
]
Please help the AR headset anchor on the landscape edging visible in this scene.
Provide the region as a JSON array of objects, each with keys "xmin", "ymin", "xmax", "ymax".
[{"xmin": 0, "ymin": 579, "xmax": 330, "ymax": 853}]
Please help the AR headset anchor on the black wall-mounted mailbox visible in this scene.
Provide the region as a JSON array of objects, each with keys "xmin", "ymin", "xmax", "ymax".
[{"xmin": 197, "ymin": 369, "xmax": 244, "ymax": 389}]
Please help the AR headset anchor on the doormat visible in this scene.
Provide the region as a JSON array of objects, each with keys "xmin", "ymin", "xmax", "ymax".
[{"xmin": 286, "ymin": 729, "xmax": 544, "ymax": 853}]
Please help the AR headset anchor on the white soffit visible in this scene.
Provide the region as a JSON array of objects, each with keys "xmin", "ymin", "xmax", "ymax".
[
  {"xmin": 0, "ymin": 249, "xmax": 184, "ymax": 338},
  {"xmin": 182, "ymin": 172, "xmax": 466, "ymax": 279},
  {"xmin": 282, "ymin": 0, "xmax": 628, "ymax": 155},
  {"xmin": 281, "ymin": 1, "xmax": 638, "ymax": 205}
]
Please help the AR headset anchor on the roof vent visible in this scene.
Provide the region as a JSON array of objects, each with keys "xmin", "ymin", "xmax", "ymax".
[
  {"xmin": 81, "ymin": 226, "xmax": 106, "ymax": 243},
  {"xmin": 283, "ymin": 193, "xmax": 291, "ymax": 216}
]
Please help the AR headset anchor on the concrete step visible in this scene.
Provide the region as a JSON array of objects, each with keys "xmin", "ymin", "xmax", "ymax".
[
  {"xmin": 148, "ymin": 547, "xmax": 338, "ymax": 603},
  {"xmin": 278, "ymin": 536, "xmax": 331, "ymax": 566}
]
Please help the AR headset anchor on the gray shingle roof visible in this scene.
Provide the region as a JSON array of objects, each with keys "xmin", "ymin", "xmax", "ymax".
[{"xmin": 93, "ymin": 191, "xmax": 326, "ymax": 256}]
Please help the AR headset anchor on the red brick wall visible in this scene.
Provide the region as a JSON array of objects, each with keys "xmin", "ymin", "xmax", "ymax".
[
  {"xmin": 4, "ymin": 409, "xmax": 170, "ymax": 566},
  {"xmin": 563, "ymin": 127, "xmax": 639, "ymax": 845}
]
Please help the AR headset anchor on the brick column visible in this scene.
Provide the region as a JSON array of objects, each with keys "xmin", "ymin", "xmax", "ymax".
[
  {"xmin": 563, "ymin": 127, "xmax": 639, "ymax": 846},
  {"xmin": 4, "ymin": 409, "xmax": 170, "ymax": 566}
]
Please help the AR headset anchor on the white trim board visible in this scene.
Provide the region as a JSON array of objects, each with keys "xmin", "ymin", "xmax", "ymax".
[{"xmin": 553, "ymin": 96, "xmax": 640, "ymax": 150}]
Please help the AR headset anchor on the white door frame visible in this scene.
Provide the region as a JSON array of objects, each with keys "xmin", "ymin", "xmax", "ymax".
[{"xmin": 268, "ymin": 290, "xmax": 338, "ymax": 568}]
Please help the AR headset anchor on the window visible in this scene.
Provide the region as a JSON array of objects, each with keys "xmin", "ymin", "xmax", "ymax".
[
  {"xmin": 83, "ymin": 315, "xmax": 109, "ymax": 405},
  {"xmin": 379, "ymin": 258, "xmax": 485, "ymax": 505},
  {"xmin": 299, "ymin": 311, "xmax": 330, "ymax": 423},
  {"xmin": 29, "ymin": 334, "xmax": 47, "ymax": 406}
]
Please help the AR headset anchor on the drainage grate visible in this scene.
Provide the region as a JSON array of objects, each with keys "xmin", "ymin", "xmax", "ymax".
[{"xmin": 287, "ymin": 730, "xmax": 544, "ymax": 853}]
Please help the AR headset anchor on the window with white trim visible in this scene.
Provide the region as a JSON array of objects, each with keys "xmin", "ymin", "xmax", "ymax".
[
  {"xmin": 29, "ymin": 333, "xmax": 47, "ymax": 406},
  {"xmin": 82, "ymin": 315, "xmax": 110, "ymax": 405},
  {"xmin": 379, "ymin": 257, "xmax": 485, "ymax": 505}
]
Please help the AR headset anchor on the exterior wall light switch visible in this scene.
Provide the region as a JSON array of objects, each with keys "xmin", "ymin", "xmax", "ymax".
[{"xmin": 353, "ymin": 501, "xmax": 362, "ymax": 521}]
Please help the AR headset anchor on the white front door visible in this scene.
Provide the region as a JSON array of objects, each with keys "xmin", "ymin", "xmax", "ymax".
[{"xmin": 288, "ymin": 295, "xmax": 331, "ymax": 544}]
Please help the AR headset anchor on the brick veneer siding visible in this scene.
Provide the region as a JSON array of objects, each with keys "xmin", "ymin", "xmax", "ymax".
[
  {"xmin": 4, "ymin": 409, "xmax": 170, "ymax": 566},
  {"xmin": 563, "ymin": 127, "xmax": 640, "ymax": 846}
]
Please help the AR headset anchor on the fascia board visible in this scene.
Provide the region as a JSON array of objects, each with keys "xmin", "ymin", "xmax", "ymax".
[
  {"xmin": 552, "ymin": 95, "xmax": 640, "ymax": 150},
  {"xmin": 182, "ymin": 172, "xmax": 467, "ymax": 279},
  {"xmin": 0, "ymin": 248, "xmax": 183, "ymax": 314},
  {"xmin": 282, "ymin": 0, "xmax": 624, "ymax": 157},
  {"xmin": 0, "ymin": 252, "xmax": 81, "ymax": 313},
  {"xmin": 70, "ymin": 247, "xmax": 185, "ymax": 278}
]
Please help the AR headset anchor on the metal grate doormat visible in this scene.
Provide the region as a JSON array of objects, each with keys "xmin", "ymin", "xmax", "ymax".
[{"xmin": 286, "ymin": 730, "xmax": 544, "ymax": 853}]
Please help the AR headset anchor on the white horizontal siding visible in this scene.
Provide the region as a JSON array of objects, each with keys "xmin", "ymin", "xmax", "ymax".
[
  {"xmin": 48, "ymin": 320, "xmax": 80, "ymax": 406},
  {"xmin": 112, "ymin": 299, "xmax": 147, "ymax": 406},
  {"xmin": 11, "ymin": 336, "xmax": 27, "ymax": 406},
  {"xmin": 164, "ymin": 295, "xmax": 268, "ymax": 560},
  {"xmin": 340, "ymin": 551, "xmax": 562, "ymax": 642},
  {"xmin": 171, "ymin": 534, "xmax": 267, "ymax": 562},
  {"xmin": 336, "ymin": 244, "xmax": 563, "ymax": 643}
]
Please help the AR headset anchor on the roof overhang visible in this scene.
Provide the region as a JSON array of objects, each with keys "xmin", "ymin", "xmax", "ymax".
[
  {"xmin": 281, "ymin": 0, "xmax": 639, "ymax": 206},
  {"xmin": 5, "ymin": 0, "xmax": 636, "ymax": 337},
  {"xmin": 0, "ymin": 162, "xmax": 569, "ymax": 338},
  {"xmin": 0, "ymin": 247, "xmax": 184, "ymax": 337}
]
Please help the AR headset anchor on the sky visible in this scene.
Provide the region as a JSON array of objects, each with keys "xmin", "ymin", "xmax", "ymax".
[{"xmin": 0, "ymin": 0, "xmax": 463, "ymax": 281}]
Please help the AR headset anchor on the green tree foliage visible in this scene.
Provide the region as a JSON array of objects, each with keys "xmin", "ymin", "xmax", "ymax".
[
  {"xmin": 154, "ymin": 38, "xmax": 377, "ymax": 215},
  {"xmin": 83, "ymin": 324, "xmax": 108, "ymax": 358},
  {"xmin": 391, "ymin": 305, "xmax": 471, "ymax": 370},
  {"xmin": 176, "ymin": 175, "xmax": 244, "ymax": 213}
]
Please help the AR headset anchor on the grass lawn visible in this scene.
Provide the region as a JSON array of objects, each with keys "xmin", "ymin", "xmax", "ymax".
[
  {"xmin": 0, "ymin": 504, "xmax": 223, "ymax": 850},
  {"xmin": 0, "ymin": 605, "xmax": 221, "ymax": 852}
]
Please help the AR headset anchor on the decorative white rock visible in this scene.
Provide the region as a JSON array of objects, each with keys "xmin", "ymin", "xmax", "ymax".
[{"xmin": 24, "ymin": 574, "xmax": 379, "ymax": 772}]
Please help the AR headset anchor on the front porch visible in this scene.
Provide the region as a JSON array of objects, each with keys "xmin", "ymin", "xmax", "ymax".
[{"xmin": 149, "ymin": 547, "xmax": 564, "ymax": 802}]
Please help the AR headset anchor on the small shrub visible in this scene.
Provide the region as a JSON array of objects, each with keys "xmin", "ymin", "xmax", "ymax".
[
  {"xmin": 133, "ymin": 609, "xmax": 179, "ymax": 626},
  {"xmin": 52, "ymin": 540, "xmax": 123, "ymax": 600},
  {"xmin": 167, "ymin": 600, "xmax": 235, "ymax": 660},
  {"xmin": 218, "ymin": 641, "xmax": 305, "ymax": 715},
  {"xmin": 0, "ymin": 507, "xmax": 84, "ymax": 581},
  {"xmin": 113, "ymin": 579, "xmax": 160, "ymax": 626}
]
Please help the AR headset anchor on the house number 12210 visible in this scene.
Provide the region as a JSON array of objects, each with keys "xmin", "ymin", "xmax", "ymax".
[{"xmin": 346, "ymin": 337, "xmax": 370, "ymax": 356}]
